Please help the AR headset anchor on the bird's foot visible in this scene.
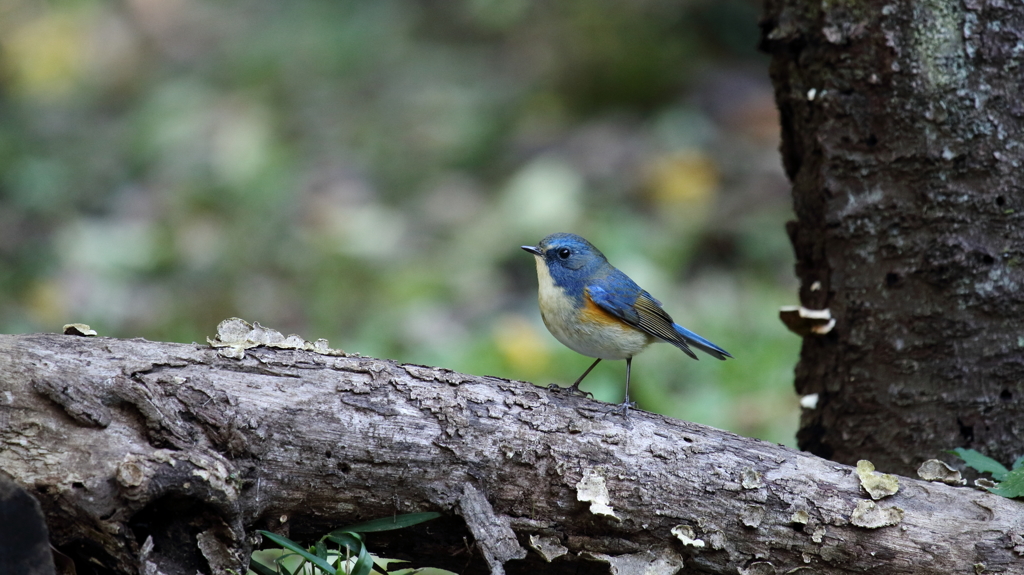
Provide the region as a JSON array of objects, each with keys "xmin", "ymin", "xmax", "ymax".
[
  {"xmin": 611, "ymin": 399, "xmax": 637, "ymax": 416},
  {"xmin": 546, "ymin": 383, "xmax": 594, "ymax": 399}
]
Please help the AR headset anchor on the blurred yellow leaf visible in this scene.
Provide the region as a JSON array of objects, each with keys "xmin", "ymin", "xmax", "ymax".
[
  {"xmin": 2, "ymin": 12, "xmax": 86, "ymax": 98},
  {"xmin": 646, "ymin": 151, "xmax": 719, "ymax": 207},
  {"xmin": 493, "ymin": 315, "xmax": 551, "ymax": 378},
  {"xmin": 25, "ymin": 279, "xmax": 67, "ymax": 328}
]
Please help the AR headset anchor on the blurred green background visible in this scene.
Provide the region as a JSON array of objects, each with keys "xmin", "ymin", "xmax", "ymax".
[{"xmin": 0, "ymin": 0, "xmax": 799, "ymax": 443}]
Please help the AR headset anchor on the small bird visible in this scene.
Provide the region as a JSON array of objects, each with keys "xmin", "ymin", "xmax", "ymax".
[{"xmin": 521, "ymin": 232, "xmax": 731, "ymax": 410}]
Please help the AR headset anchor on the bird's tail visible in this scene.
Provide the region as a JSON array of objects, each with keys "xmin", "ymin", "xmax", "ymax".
[{"xmin": 672, "ymin": 323, "xmax": 732, "ymax": 360}]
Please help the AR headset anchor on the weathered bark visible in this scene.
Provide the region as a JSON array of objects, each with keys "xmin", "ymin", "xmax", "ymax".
[
  {"xmin": 761, "ymin": 0, "xmax": 1024, "ymax": 476},
  {"xmin": 1, "ymin": 333, "xmax": 1023, "ymax": 575}
]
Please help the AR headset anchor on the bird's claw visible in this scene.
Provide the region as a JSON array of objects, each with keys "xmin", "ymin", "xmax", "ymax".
[
  {"xmin": 612, "ymin": 400, "xmax": 637, "ymax": 416},
  {"xmin": 546, "ymin": 383, "xmax": 594, "ymax": 399}
]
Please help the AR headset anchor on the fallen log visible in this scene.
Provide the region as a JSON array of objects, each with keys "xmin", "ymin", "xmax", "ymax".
[{"xmin": 1, "ymin": 328, "xmax": 1022, "ymax": 574}]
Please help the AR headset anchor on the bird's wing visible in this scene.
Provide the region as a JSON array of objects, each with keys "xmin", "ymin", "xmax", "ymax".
[{"xmin": 586, "ymin": 279, "xmax": 698, "ymax": 359}]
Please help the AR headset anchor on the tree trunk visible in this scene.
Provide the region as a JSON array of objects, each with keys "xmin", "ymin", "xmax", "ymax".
[
  {"xmin": 761, "ymin": 0, "xmax": 1024, "ymax": 477},
  {"xmin": 1, "ymin": 332, "xmax": 1022, "ymax": 575}
]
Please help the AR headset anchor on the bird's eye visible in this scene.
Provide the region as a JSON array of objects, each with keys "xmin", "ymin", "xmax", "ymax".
[{"xmin": 557, "ymin": 248, "xmax": 571, "ymax": 259}]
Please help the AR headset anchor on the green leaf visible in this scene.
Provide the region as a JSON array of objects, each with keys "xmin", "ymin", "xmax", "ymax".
[
  {"xmin": 248, "ymin": 551, "xmax": 283, "ymax": 575},
  {"xmin": 315, "ymin": 541, "xmax": 328, "ymax": 560},
  {"xmin": 325, "ymin": 532, "xmax": 363, "ymax": 552},
  {"xmin": 372, "ymin": 557, "xmax": 408, "ymax": 571},
  {"xmin": 950, "ymin": 448, "xmax": 1009, "ymax": 481},
  {"xmin": 1012, "ymin": 454, "xmax": 1024, "ymax": 471},
  {"xmin": 334, "ymin": 512, "xmax": 442, "ymax": 534},
  {"xmin": 275, "ymin": 555, "xmax": 301, "ymax": 575},
  {"xmin": 988, "ymin": 467, "xmax": 1024, "ymax": 499},
  {"xmin": 259, "ymin": 531, "xmax": 337, "ymax": 575},
  {"xmin": 349, "ymin": 545, "xmax": 374, "ymax": 575}
]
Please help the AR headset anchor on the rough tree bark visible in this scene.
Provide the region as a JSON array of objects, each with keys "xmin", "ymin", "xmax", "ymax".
[
  {"xmin": 761, "ymin": 0, "xmax": 1024, "ymax": 476},
  {"xmin": 2, "ymin": 332, "xmax": 1023, "ymax": 575}
]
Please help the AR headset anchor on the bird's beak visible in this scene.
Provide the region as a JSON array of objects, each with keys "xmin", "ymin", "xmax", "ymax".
[{"xmin": 521, "ymin": 245, "xmax": 542, "ymax": 256}]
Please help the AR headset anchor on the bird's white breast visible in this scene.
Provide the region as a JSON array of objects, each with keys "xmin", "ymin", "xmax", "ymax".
[{"xmin": 533, "ymin": 257, "xmax": 652, "ymax": 360}]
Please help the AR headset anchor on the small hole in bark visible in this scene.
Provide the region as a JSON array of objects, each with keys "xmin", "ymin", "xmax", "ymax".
[
  {"xmin": 130, "ymin": 495, "xmax": 219, "ymax": 575},
  {"xmin": 72, "ymin": 481, "xmax": 85, "ymax": 490},
  {"xmin": 885, "ymin": 272, "xmax": 900, "ymax": 287},
  {"xmin": 338, "ymin": 462, "xmax": 352, "ymax": 473},
  {"xmin": 866, "ymin": 134, "xmax": 878, "ymax": 146},
  {"xmin": 996, "ymin": 196, "xmax": 1006, "ymax": 207},
  {"xmin": 325, "ymin": 449, "xmax": 333, "ymax": 458},
  {"xmin": 957, "ymin": 418, "xmax": 974, "ymax": 442},
  {"xmin": 969, "ymin": 251, "xmax": 995, "ymax": 266},
  {"xmin": 1000, "ymin": 389, "xmax": 1012, "ymax": 401}
]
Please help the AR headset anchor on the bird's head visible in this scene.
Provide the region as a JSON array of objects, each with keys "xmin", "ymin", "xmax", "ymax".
[{"xmin": 521, "ymin": 233, "xmax": 608, "ymax": 283}]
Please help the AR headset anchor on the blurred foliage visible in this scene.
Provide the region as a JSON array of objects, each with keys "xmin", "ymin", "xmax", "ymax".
[{"xmin": 0, "ymin": 0, "xmax": 800, "ymax": 443}]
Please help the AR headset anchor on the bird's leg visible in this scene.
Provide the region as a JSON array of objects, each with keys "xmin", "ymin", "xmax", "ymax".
[
  {"xmin": 548, "ymin": 358, "xmax": 600, "ymax": 398},
  {"xmin": 614, "ymin": 357, "xmax": 637, "ymax": 414},
  {"xmin": 571, "ymin": 358, "xmax": 602, "ymax": 392}
]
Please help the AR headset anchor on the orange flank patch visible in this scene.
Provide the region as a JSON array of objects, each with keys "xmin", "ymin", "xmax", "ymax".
[{"xmin": 581, "ymin": 292, "xmax": 628, "ymax": 328}]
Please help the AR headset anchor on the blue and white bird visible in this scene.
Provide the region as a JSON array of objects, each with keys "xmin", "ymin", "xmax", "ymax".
[{"xmin": 522, "ymin": 232, "xmax": 731, "ymax": 410}]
